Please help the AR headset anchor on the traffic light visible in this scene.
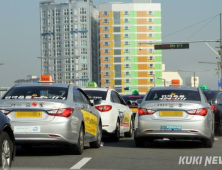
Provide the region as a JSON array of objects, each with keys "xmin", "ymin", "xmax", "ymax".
[{"xmin": 124, "ymin": 87, "xmax": 131, "ymax": 90}]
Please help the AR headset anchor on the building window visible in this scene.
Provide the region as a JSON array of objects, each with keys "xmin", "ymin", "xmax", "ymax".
[
  {"xmin": 149, "ymin": 71, "xmax": 154, "ymax": 75},
  {"xmin": 124, "ymin": 41, "xmax": 130, "ymax": 45},
  {"xmin": 81, "ymin": 40, "xmax": 87, "ymax": 46},
  {"xmin": 103, "ymin": 27, "xmax": 109, "ymax": 31},
  {"xmin": 56, "ymin": 9, "xmax": 60, "ymax": 16},
  {"xmin": 103, "ymin": 34, "xmax": 110, "ymax": 38},
  {"xmin": 104, "ymin": 49, "xmax": 110, "ymax": 54},
  {"xmin": 56, "ymin": 25, "xmax": 60, "ymax": 32},
  {"xmin": 149, "ymin": 79, "xmax": 154, "ymax": 83},
  {"xmin": 64, "ymin": 17, "xmax": 69, "ymax": 24},
  {"xmin": 65, "ymin": 41, "xmax": 69, "ymax": 48},
  {"xmin": 81, "ymin": 64, "xmax": 87, "ymax": 70},
  {"xmin": 104, "ymin": 72, "xmax": 110, "ymax": 76},
  {"xmin": 80, "ymin": 8, "xmax": 86, "ymax": 14},
  {"xmin": 104, "ymin": 56, "xmax": 110, "ymax": 61},
  {"xmin": 103, "ymin": 11, "xmax": 109, "ymax": 16},
  {"xmin": 124, "ymin": 49, "xmax": 130, "ymax": 53},
  {"xmin": 80, "ymin": 24, "xmax": 87, "ymax": 30},
  {"xmin": 103, "ymin": 19, "xmax": 109, "ymax": 23},
  {"xmin": 124, "ymin": 34, "xmax": 130, "ymax": 38},
  {"xmin": 64, "ymin": 25, "xmax": 69, "ymax": 31},
  {"xmin": 80, "ymin": 16, "xmax": 86, "ymax": 22},
  {"xmin": 123, "ymin": 11, "xmax": 129, "ymax": 15},
  {"xmin": 125, "ymin": 71, "xmax": 130, "ymax": 76},
  {"xmin": 124, "ymin": 56, "xmax": 130, "ymax": 61},
  {"xmin": 148, "ymin": 33, "xmax": 153, "ymax": 38},
  {"xmin": 148, "ymin": 11, "xmax": 153, "ymax": 15},
  {"xmin": 65, "ymin": 49, "xmax": 70, "ymax": 55},
  {"xmin": 124, "ymin": 18, "xmax": 130, "ymax": 23},
  {"xmin": 82, "ymin": 72, "xmax": 88, "ymax": 78},
  {"xmin": 81, "ymin": 48, "xmax": 87, "ymax": 54},
  {"xmin": 149, "ymin": 64, "xmax": 153, "ymax": 68},
  {"xmin": 124, "ymin": 26, "xmax": 130, "ymax": 30},
  {"xmin": 64, "ymin": 9, "xmax": 69, "ymax": 15},
  {"xmin": 124, "ymin": 64, "xmax": 130, "ymax": 68},
  {"xmin": 148, "ymin": 18, "xmax": 153, "ymax": 23},
  {"xmin": 125, "ymin": 79, "xmax": 130, "ymax": 83},
  {"xmin": 148, "ymin": 26, "xmax": 153, "ymax": 30},
  {"xmin": 104, "ymin": 64, "xmax": 110, "ymax": 69},
  {"xmin": 149, "ymin": 49, "xmax": 153, "ymax": 53},
  {"xmin": 80, "ymin": 33, "xmax": 87, "ymax": 38},
  {"xmin": 56, "ymin": 50, "xmax": 61, "ymax": 56},
  {"xmin": 105, "ymin": 79, "xmax": 110, "ymax": 83},
  {"xmin": 104, "ymin": 42, "xmax": 109, "ymax": 46},
  {"xmin": 148, "ymin": 56, "xmax": 154, "ymax": 60},
  {"xmin": 64, "ymin": 33, "xmax": 69, "ymax": 40},
  {"xmin": 148, "ymin": 41, "xmax": 153, "ymax": 45}
]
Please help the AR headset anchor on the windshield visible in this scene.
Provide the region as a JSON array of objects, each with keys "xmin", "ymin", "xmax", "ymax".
[
  {"xmin": 2, "ymin": 86, "xmax": 68, "ymax": 100},
  {"xmin": 84, "ymin": 90, "xmax": 107, "ymax": 100},
  {"xmin": 204, "ymin": 91, "xmax": 218, "ymax": 101},
  {"xmin": 122, "ymin": 95, "xmax": 144, "ymax": 105},
  {"xmin": 146, "ymin": 90, "xmax": 201, "ymax": 101}
]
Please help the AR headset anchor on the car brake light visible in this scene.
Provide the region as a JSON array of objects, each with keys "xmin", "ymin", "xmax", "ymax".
[
  {"xmin": 0, "ymin": 110, "xmax": 11, "ymax": 115},
  {"xmin": 138, "ymin": 108, "xmax": 156, "ymax": 116},
  {"xmin": 47, "ymin": 108, "xmax": 74, "ymax": 117},
  {"xmin": 95, "ymin": 105, "xmax": 112, "ymax": 112},
  {"xmin": 187, "ymin": 108, "xmax": 207, "ymax": 116},
  {"xmin": 211, "ymin": 105, "xmax": 217, "ymax": 111}
]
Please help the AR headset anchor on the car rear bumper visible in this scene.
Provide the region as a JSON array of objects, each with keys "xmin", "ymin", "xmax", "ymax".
[
  {"xmin": 12, "ymin": 120, "xmax": 79, "ymax": 145},
  {"xmin": 135, "ymin": 119, "xmax": 212, "ymax": 140}
]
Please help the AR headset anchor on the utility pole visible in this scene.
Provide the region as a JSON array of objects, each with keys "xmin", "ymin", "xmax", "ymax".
[
  {"xmin": 178, "ymin": 70, "xmax": 210, "ymax": 87},
  {"xmin": 220, "ymin": 13, "xmax": 222, "ymax": 84}
]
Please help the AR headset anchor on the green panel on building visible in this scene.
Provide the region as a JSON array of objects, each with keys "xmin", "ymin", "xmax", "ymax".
[
  {"xmin": 155, "ymin": 71, "xmax": 162, "ymax": 77},
  {"xmin": 154, "ymin": 50, "xmax": 162, "ymax": 54},
  {"xmin": 155, "ymin": 64, "xmax": 162, "ymax": 70},
  {"xmin": 123, "ymin": 56, "xmax": 138, "ymax": 63},
  {"xmin": 154, "ymin": 56, "xmax": 162, "ymax": 62},
  {"xmin": 122, "ymin": 11, "xmax": 137, "ymax": 17},
  {"xmin": 154, "ymin": 11, "xmax": 161, "ymax": 17},
  {"xmin": 155, "ymin": 79, "xmax": 162, "ymax": 85},
  {"xmin": 123, "ymin": 19, "xmax": 137, "ymax": 25},
  {"xmin": 154, "ymin": 18, "xmax": 161, "ymax": 24},
  {"xmin": 123, "ymin": 41, "xmax": 138, "ymax": 48},
  {"xmin": 154, "ymin": 34, "xmax": 161, "ymax": 40},
  {"xmin": 124, "ymin": 49, "xmax": 138, "ymax": 55},
  {"xmin": 123, "ymin": 26, "xmax": 137, "ymax": 32},
  {"xmin": 123, "ymin": 34, "xmax": 137, "ymax": 40},
  {"xmin": 154, "ymin": 26, "xmax": 161, "ymax": 32}
]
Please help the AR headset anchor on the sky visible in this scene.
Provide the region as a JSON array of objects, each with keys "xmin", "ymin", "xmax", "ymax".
[{"xmin": 0, "ymin": 0, "xmax": 222, "ymax": 89}]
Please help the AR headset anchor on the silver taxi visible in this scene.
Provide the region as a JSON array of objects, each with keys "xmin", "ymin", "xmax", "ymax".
[
  {"xmin": 0, "ymin": 75, "xmax": 102, "ymax": 155},
  {"xmin": 134, "ymin": 86, "xmax": 214, "ymax": 148}
]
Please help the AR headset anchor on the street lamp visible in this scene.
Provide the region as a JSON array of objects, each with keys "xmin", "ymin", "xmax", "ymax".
[
  {"xmin": 157, "ymin": 77, "xmax": 166, "ymax": 86},
  {"xmin": 178, "ymin": 70, "xmax": 210, "ymax": 87}
]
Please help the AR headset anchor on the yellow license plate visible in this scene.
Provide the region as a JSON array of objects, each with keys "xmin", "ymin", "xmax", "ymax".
[
  {"xmin": 131, "ymin": 108, "xmax": 138, "ymax": 113},
  {"xmin": 159, "ymin": 111, "xmax": 183, "ymax": 117},
  {"xmin": 15, "ymin": 111, "xmax": 42, "ymax": 118}
]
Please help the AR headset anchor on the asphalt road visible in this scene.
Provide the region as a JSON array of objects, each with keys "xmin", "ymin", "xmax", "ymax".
[{"xmin": 11, "ymin": 135, "xmax": 222, "ymax": 170}]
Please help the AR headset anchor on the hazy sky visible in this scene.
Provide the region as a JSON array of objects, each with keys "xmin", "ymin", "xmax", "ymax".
[{"xmin": 0, "ymin": 0, "xmax": 222, "ymax": 89}]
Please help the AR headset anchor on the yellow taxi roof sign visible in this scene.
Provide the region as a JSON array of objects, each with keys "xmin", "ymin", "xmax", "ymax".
[
  {"xmin": 39, "ymin": 75, "xmax": 55, "ymax": 83},
  {"xmin": 86, "ymin": 81, "xmax": 98, "ymax": 88},
  {"xmin": 70, "ymin": 81, "xmax": 75, "ymax": 85}
]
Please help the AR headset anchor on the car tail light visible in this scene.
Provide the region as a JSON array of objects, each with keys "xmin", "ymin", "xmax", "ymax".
[
  {"xmin": 138, "ymin": 108, "xmax": 156, "ymax": 116},
  {"xmin": 211, "ymin": 105, "xmax": 217, "ymax": 111},
  {"xmin": 187, "ymin": 108, "xmax": 207, "ymax": 116},
  {"xmin": 0, "ymin": 110, "xmax": 11, "ymax": 115},
  {"xmin": 47, "ymin": 108, "xmax": 74, "ymax": 117},
  {"xmin": 95, "ymin": 105, "xmax": 112, "ymax": 112}
]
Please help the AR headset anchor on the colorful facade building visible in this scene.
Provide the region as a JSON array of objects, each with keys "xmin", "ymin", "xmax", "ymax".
[{"xmin": 99, "ymin": 0, "xmax": 162, "ymax": 94}]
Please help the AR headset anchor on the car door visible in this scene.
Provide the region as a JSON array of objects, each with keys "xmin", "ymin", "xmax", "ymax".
[
  {"xmin": 215, "ymin": 93, "xmax": 222, "ymax": 124},
  {"xmin": 79, "ymin": 89, "xmax": 98, "ymax": 140}
]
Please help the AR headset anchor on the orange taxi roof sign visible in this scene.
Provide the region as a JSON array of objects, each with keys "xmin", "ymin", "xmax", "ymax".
[
  {"xmin": 171, "ymin": 79, "xmax": 180, "ymax": 85},
  {"xmin": 39, "ymin": 75, "xmax": 55, "ymax": 83}
]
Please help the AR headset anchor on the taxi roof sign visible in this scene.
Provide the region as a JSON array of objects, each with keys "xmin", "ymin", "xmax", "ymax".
[
  {"xmin": 171, "ymin": 79, "xmax": 180, "ymax": 85},
  {"xmin": 132, "ymin": 90, "xmax": 139, "ymax": 96},
  {"xmin": 39, "ymin": 75, "xmax": 55, "ymax": 83},
  {"xmin": 86, "ymin": 81, "xmax": 98, "ymax": 88}
]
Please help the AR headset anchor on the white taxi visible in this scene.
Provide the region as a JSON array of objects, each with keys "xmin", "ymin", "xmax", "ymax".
[{"xmin": 83, "ymin": 85, "xmax": 133, "ymax": 141}]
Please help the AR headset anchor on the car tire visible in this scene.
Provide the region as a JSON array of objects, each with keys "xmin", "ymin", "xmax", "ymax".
[
  {"xmin": 134, "ymin": 137, "xmax": 145, "ymax": 147},
  {"xmin": 124, "ymin": 118, "xmax": 133, "ymax": 138},
  {"xmin": 74, "ymin": 124, "xmax": 84, "ymax": 155},
  {"xmin": 0, "ymin": 132, "xmax": 13, "ymax": 169},
  {"xmin": 203, "ymin": 133, "xmax": 214, "ymax": 148},
  {"xmin": 90, "ymin": 123, "xmax": 102, "ymax": 148},
  {"xmin": 110, "ymin": 120, "xmax": 120, "ymax": 142}
]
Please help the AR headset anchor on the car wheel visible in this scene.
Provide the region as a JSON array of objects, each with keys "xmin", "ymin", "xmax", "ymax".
[
  {"xmin": 90, "ymin": 123, "xmax": 102, "ymax": 148},
  {"xmin": 134, "ymin": 137, "xmax": 145, "ymax": 147},
  {"xmin": 203, "ymin": 133, "xmax": 214, "ymax": 148},
  {"xmin": 0, "ymin": 132, "xmax": 13, "ymax": 170},
  {"xmin": 124, "ymin": 118, "xmax": 133, "ymax": 138},
  {"xmin": 110, "ymin": 120, "xmax": 120, "ymax": 142},
  {"xmin": 74, "ymin": 124, "xmax": 84, "ymax": 155}
]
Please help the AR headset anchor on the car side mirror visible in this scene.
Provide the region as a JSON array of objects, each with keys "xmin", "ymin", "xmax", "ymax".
[
  {"xmin": 93, "ymin": 98, "xmax": 102, "ymax": 106},
  {"xmin": 127, "ymin": 100, "xmax": 132, "ymax": 105},
  {"xmin": 137, "ymin": 99, "xmax": 142, "ymax": 105}
]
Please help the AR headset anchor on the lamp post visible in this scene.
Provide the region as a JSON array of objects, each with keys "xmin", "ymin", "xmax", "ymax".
[
  {"xmin": 178, "ymin": 70, "xmax": 210, "ymax": 87},
  {"xmin": 157, "ymin": 77, "xmax": 166, "ymax": 86}
]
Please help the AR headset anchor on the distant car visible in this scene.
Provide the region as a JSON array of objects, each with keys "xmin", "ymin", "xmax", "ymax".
[
  {"xmin": 82, "ymin": 88, "xmax": 133, "ymax": 141},
  {"xmin": 0, "ymin": 111, "xmax": 15, "ymax": 169},
  {"xmin": 122, "ymin": 94, "xmax": 145, "ymax": 119},
  {"xmin": 134, "ymin": 86, "xmax": 214, "ymax": 148},
  {"xmin": 204, "ymin": 90, "xmax": 222, "ymax": 135},
  {"xmin": 0, "ymin": 75, "xmax": 102, "ymax": 155}
]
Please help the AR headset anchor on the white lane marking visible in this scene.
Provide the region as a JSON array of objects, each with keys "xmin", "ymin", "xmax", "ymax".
[
  {"xmin": 70, "ymin": 158, "xmax": 92, "ymax": 169},
  {"xmin": 163, "ymin": 138, "xmax": 169, "ymax": 141},
  {"xmin": 214, "ymin": 138, "xmax": 219, "ymax": 141}
]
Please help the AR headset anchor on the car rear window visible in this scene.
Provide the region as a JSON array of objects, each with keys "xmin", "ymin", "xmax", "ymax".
[
  {"xmin": 2, "ymin": 86, "xmax": 68, "ymax": 100},
  {"xmin": 84, "ymin": 90, "xmax": 107, "ymax": 100},
  {"xmin": 146, "ymin": 90, "xmax": 201, "ymax": 101}
]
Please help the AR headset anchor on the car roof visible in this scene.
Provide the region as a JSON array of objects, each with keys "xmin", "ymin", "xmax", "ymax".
[
  {"xmin": 150, "ymin": 86, "xmax": 199, "ymax": 91},
  {"xmin": 82, "ymin": 88, "xmax": 109, "ymax": 92},
  {"xmin": 13, "ymin": 83, "xmax": 71, "ymax": 88}
]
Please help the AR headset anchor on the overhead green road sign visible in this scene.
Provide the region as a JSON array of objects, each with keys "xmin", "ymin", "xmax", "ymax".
[{"xmin": 154, "ymin": 43, "xmax": 189, "ymax": 50}]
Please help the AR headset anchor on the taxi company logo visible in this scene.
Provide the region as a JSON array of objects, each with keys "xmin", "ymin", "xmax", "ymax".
[
  {"xmin": 33, "ymin": 127, "xmax": 38, "ymax": 132},
  {"xmin": 26, "ymin": 103, "xmax": 31, "ymax": 107},
  {"xmin": 179, "ymin": 156, "xmax": 222, "ymax": 166},
  {"xmin": 39, "ymin": 102, "xmax": 44, "ymax": 108}
]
